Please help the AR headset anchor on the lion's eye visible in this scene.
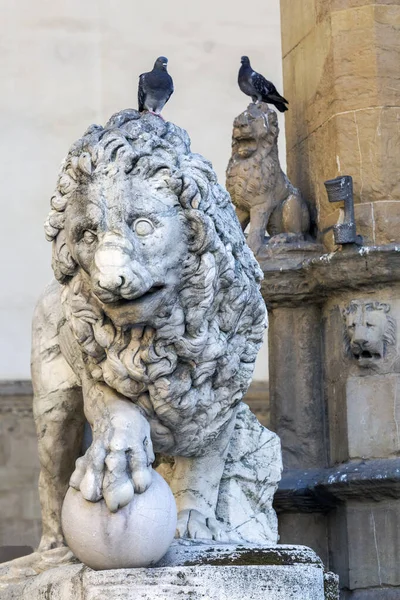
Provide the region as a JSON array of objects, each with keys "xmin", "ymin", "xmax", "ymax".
[
  {"xmin": 133, "ymin": 218, "xmax": 154, "ymax": 237},
  {"xmin": 366, "ymin": 322, "xmax": 374, "ymax": 328},
  {"xmin": 83, "ymin": 230, "xmax": 97, "ymax": 245}
]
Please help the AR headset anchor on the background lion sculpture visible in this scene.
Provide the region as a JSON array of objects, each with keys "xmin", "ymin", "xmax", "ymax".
[
  {"xmin": 226, "ymin": 102, "xmax": 310, "ymax": 255},
  {"xmin": 27, "ymin": 108, "xmax": 281, "ymax": 565}
]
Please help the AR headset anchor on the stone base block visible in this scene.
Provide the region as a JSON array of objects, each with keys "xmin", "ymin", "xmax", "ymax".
[{"xmin": 0, "ymin": 543, "xmax": 337, "ymax": 600}]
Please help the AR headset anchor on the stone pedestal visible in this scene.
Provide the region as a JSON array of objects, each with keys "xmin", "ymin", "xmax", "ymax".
[
  {"xmin": 280, "ymin": 0, "xmax": 400, "ymax": 249},
  {"xmin": 0, "ymin": 542, "xmax": 338, "ymax": 600},
  {"xmin": 261, "ymin": 243, "xmax": 400, "ymax": 598}
]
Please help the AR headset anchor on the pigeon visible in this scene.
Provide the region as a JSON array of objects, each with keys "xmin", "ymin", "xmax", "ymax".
[
  {"xmin": 238, "ymin": 56, "xmax": 288, "ymax": 113},
  {"xmin": 138, "ymin": 56, "xmax": 174, "ymax": 117}
]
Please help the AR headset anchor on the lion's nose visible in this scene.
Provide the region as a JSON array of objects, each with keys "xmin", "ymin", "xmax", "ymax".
[
  {"xmin": 352, "ymin": 339, "xmax": 367, "ymax": 351},
  {"xmin": 98, "ymin": 274, "xmax": 125, "ymax": 293}
]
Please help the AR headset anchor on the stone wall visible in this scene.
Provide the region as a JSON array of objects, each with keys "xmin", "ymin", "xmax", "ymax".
[
  {"xmin": 0, "ymin": 383, "xmax": 41, "ymax": 558},
  {"xmin": 280, "ymin": 0, "xmax": 400, "ymax": 248}
]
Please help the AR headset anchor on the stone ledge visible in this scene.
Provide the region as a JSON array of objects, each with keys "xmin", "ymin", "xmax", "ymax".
[
  {"xmin": 0, "ymin": 543, "xmax": 335, "ymax": 600},
  {"xmin": 275, "ymin": 459, "xmax": 400, "ymax": 513},
  {"xmin": 259, "ymin": 244, "xmax": 400, "ymax": 307}
]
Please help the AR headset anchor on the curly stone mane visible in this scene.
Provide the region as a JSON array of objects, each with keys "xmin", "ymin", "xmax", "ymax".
[
  {"xmin": 344, "ymin": 300, "xmax": 396, "ymax": 353},
  {"xmin": 44, "ymin": 109, "xmax": 266, "ymax": 456}
]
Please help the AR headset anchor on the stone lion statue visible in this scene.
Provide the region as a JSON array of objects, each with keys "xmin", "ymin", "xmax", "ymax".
[
  {"xmin": 27, "ymin": 109, "xmax": 281, "ymax": 566},
  {"xmin": 226, "ymin": 102, "xmax": 310, "ymax": 255},
  {"xmin": 344, "ymin": 300, "xmax": 396, "ymax": 367}
]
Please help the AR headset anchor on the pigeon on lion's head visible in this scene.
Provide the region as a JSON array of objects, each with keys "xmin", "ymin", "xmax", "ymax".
[{"xmin": 32, "ymin": 110, "xmax": 280, "ymax": 553}]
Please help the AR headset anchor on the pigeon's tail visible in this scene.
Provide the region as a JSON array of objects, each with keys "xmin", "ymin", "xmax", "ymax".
[
  {"xmin": 264, "ymin": 92, "xmax": 289, "ymax": 113},
  {"xmin": 272, "ymin": 101, "xmax": 289, "ymax": 113}
]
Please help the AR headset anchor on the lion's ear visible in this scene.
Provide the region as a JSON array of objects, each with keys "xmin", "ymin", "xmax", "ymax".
[
  {"xmin": 185, "ymin": 209, "xmax": 216, "ymax": 254},
  {"xmin": 51, "ymin": 230, "xmax": 77, "ymax": 283}
]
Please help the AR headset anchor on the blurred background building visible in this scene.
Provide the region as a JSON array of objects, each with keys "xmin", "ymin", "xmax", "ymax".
[{"xmin": 0, "ymin": 0, "xmax": 283, "ymax": 550}]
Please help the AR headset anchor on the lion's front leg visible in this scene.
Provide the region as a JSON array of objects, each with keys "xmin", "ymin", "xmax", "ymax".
[
  {"xmin": 247, "ymin": 199, "xmax": 275, "ymax": 255},
  {"xmin": 70, "ymin": 381, "xmax": 155, "ymax": 512},
  {"xmin": 171, "ymin": 412, "xmax": 239, "ymax": 542}
]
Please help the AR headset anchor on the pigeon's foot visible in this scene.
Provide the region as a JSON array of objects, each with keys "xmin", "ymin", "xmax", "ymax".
[{"xmin": 143, "ymin": 110, "xmax": 165, "ymax": 121}]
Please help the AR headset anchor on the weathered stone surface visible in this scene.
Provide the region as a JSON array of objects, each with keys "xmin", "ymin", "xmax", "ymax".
[
  {"xmin": 374, "ymin": 202, "xmax": 400, "ymax": 245},
  {"xmin": 354, "ymin": 204, "xmax": 374, "ymax": 246},
  {"xmin": 0, "ymin": 384, "xmax": 41, "ymax": 551},
  {"xmin": 262, "ymin": 240, "xmax": 400, "ymax": 596},
  {"xmin": 268, "ymin": 305, "xmax": 325, "ymax": 470},
  {"xmin": 282, "ymin": 0, "xmax": 400, "ymax": 238},
  {"xmin": 346, "ymin": 500, "xmax": 400, "ymax": 589},
  {"xmin": 347, "ymin": 375, "xmax": 400, "ymax": 459},
  {"xmin": 277, "ymin": 514, "xmax": 329, "ymax": 567},
  {"xmin": 280, "ymin": 0, "xmax": 317, "ymax": 58},
  {"xmin": 0, "ymin": 544, "xmax": 331, "ymax": 600},
  {"xmin": 243, "ymin": 381, "xmax": 270, "ymax": 428},
  {"xmin": 277, "ymin": 1, "xmax": 400, "ymax": 596},
  {"xmin": 343, "ymin": 590, "xmax": 400, "ymax": 600}
]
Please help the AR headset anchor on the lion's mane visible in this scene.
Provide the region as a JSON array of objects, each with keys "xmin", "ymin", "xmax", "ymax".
[{"xmin": 44, "ymin": 109, "xmax": 266, "ymax": 456}]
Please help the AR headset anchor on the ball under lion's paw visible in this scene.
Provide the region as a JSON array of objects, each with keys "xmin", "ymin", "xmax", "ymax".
[{"xmin": 61, "ymin": 469, "xmax": 176, "ymax": 570}]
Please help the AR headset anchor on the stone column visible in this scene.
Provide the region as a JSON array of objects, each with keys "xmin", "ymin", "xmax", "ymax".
[
  {"xmin": 268, "ymin": 305, "xmax": 326, "ymax": 470},
  {"xmin": 262, "ymin": 245, "xmax": 400, "ymax": 599},
  {"xmin": 280, "ymin": 0, "xmax": 400, "ymax": 248},
  {"xmin": 268, "ymin": 3, "xmax": 400, "ymax": 597}
]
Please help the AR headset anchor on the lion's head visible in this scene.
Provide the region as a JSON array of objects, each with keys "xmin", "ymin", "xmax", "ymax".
[
  {"xmin": 344, "ymin": 300, "xmax": 396, "ymax": 367},
  {"xmin": 45, "ymin": 109, "xmax": 266, "ymax": 456},
  {"xmin": 230, "ymin": 102, "xmax": 278, "ymax": 160}
]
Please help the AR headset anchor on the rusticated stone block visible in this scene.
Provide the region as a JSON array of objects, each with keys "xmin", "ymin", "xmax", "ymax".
[
  {"xmin": 278, "ymin": 513, "xmax": 329, "ymax": 566},
  {"xmin": 269, "ymin": 305, "xmax": 325, "ymax": 469},
  {"xmin": 282, "ymin": 0, "xmax": 400, "ymax": 239},
  {"xmin": 347, "ymin": 375, "xmax": 400, "ymax": 459},
  {"xmin": 346, "ymin": 500, "xmax": 400, "ymax": 588},
  {"xmin": 354, "ymin": 203, "xmax": 374, "ymax": 245},
  {"xmin": 287, "ymin": 107, "xmax": 400, "ymax": 234},
  {"xmin": 280, "ymin": 0, "xmax": 317, "ymax": 57},
  {"xmin": 332, "ymin": 0, "xmax": 400, "ymax": 9},
  {"xmin": 330, "ymin": 6, "xmax": 378, "ymax": 113},
  {"xmin": 283, "ymin": 16, "xmax": 333, "ymax": 154},
  {"xmin": 375, "ymin": 5, "xmax": 400, "ymax": 106},
  {"xmin": 0, "ymin": 385, "xmax": 41, "ymax": 549},
  {"xmin": 374, "ymin": 202, "xmax": 400, "ymax": 245}
]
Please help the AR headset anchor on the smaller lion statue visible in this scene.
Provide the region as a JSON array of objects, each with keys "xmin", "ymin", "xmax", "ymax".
[
  {"xmin": 226, "ymin": 102, "xmax": 310, "ymax": 255},
  {"xmin": 344, "ymin": 300, "xmax": 396, "ymax": 367}
]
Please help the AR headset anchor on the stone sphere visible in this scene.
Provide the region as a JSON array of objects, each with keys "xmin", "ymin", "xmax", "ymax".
[{"xmin": 61, "ymin": 470, "xmax": 177, "ymax": 570}]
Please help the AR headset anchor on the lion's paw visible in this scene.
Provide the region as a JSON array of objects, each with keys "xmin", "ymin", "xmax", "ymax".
[
  {"xmin": 176, "ymin": 509, "xmax": 242, "ymax": 543},
  {"xmin": 70, "ymin": 405, "xmax": 155, "ymax": 512}
]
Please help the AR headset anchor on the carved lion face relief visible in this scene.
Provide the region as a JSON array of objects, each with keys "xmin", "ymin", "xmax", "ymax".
[{"xmin": 344, "ymin": 300, "xmax": 396, "ymax": 367}]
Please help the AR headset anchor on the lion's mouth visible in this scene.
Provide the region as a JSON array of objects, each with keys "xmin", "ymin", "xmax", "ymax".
[
  {"xmin": 105, "ymin": 284, "xmax": 165, "ymax": 308},
  {"xmin": 353, "ymin": 350, "xmax": 381, "ymax": 361}
]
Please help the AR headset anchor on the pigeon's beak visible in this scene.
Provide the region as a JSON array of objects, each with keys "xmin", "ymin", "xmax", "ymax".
[{"xmin": 163, "ymin": 62, "xmax": 167, "ymax": 66}]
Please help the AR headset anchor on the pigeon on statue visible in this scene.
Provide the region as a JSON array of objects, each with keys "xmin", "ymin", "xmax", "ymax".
[
  {"xmin": 238, "ymin": 56, "xmax": 288, "ymax": 113},
  {"xmin": 138, "ymin": 56, "xmax": 174, "ymax": 117}
]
